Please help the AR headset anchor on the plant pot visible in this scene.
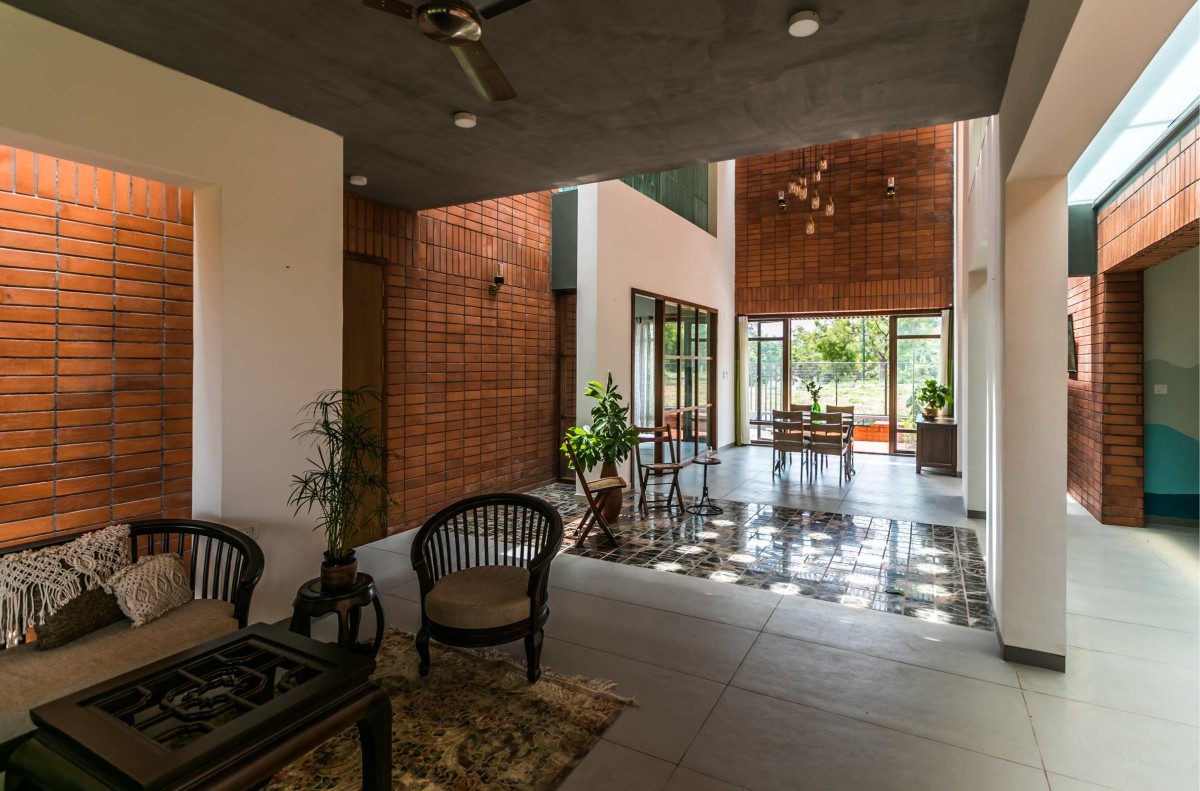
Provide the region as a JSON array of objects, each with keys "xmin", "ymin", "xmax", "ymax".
[
  {"xmin": 599, "ymin": 462, "xmax": 624, "ymax": 522},
  {"xmin": 320, "ymin": 549, "xmax": 358, "ymax": 592},
  {"xmin": 921, "ymin": 406, "xmax": 940, "ymax": 421}
]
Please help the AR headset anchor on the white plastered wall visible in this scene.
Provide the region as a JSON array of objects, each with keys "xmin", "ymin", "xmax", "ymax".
[
  {"xmin": 957, "ymin": 0, "xmax": 1193, "ymax": 661},
  {"xmin": 0, "ymin": 5, "xmax": 345, "ymax": 622},
  {"xmin": 575, "ymin": 162, "xmax": 737, "ymax": 483}
]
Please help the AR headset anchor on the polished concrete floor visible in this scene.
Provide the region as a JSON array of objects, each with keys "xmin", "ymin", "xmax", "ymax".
[
  {"xmin": 348, "ymin": 498, "xmax": 1199, "ymax": 791},
  {"xmin": 671, "ymin": 445, "xmax": 980, "ymax": 529}
]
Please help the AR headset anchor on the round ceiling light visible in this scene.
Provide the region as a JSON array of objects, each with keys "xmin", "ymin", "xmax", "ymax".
[
  {"xmin": 348, "ymin": 175, "xmax": 368, "ymax": 186},
  {"xmin": 453, "ymin": 111, "xmax": 478, "ymax": 129},
  {"xmin": 788, "ymin": 10, "xmax": 820, "ymax": 37}
]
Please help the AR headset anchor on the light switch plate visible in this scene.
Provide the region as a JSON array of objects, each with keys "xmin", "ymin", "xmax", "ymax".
[{"xmin": 1154, "ymin": 384, "xmax": 1168, "ymax": 395}]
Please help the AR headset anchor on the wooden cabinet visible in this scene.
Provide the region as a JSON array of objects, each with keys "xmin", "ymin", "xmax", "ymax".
[{"xmin": 916, "ymin": 418, "xmax": 958, "ymax": 474}]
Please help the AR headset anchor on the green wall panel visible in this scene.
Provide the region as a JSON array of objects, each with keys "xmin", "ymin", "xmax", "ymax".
[{"xmin": 621, "ymin": 164, "xmax": 710, "ymax": 232}]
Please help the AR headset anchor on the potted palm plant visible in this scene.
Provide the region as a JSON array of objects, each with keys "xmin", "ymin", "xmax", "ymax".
[
  {"xmin": 561, "ymin": 373, "xmax": 640, "ymax": 521},
  {"xmin": 289, "ymin": 388, "xmax": 391, "ymax": 591},
  {"xmin": 915, "ymin": 379, "xmax": 952, "ymax": 420}
]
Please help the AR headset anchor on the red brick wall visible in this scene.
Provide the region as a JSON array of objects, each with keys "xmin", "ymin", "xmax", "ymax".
[
  {"xmin": 0, "ymin": 147, "xmax": 193, "ymax": 547},
  {"xmin": 1097, "ymin": 125, "xmax": 1197, "ymax": 273},
  {"xmin": 343, "ymin": 191, "xmax": 559, "ymax": 531},
  {"xmin": 1067, "ymin": 272, "xmax": 1145, "ymax": 526},
  {"xmin": 1066, "ymin": 124, "xmax": 1196, "ymax": 527},
  {"xmin": 735, "ymin": 125, "xmax": 955, "ymax": 316}
]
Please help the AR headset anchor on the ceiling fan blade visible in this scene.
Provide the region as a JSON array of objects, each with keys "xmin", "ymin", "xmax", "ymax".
[
  {"xmin": 362, "ymin": 0, "xmax": 413, "ymax": 19},
  {"xmin": 479, "ymin": 0, "xmax": 533, "ymax": 19},
  {"xmin": 451, "ymin": 40, "xmax": 517, "ymax": 102}
]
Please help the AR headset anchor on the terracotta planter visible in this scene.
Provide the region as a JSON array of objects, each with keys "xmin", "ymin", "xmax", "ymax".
[
  {"xmin": 320, "ymin": 549, "xmax": 358, "ymax": 592},
  {"xmin": 599, "ymin": 462, "xmax": 624, "ymax": 522},
  {"xmin": 921, "ymin": 406, "xmax": 940, "ymax": 421}
]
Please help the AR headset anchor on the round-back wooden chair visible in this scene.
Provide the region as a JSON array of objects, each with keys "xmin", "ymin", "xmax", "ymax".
[{"xmin": 409, "ymin": 493, "xmax": 564, "ymax": 682}]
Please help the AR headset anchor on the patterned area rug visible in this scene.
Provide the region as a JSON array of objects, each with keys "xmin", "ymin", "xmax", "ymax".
[{"xmin": 267, "ymin": 629, "xmax": 633, "ymax": 790}]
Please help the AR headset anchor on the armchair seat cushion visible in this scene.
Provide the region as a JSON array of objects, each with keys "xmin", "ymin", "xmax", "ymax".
[{"xmin": 425, "ymin": 565, "xmax": 531, "ymax": 630}]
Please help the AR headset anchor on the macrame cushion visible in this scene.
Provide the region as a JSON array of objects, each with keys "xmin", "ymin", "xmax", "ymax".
[
  {"xmin": 105, "ymin": 554, "xmax": 193, "ymax": 628},
  {"xmin": 34, "ymin": 588, "xmax": 127, "ymax": 650},
  {"xmin": 0, "ymin": 524, "xmax": 131, "ymax": 648}
]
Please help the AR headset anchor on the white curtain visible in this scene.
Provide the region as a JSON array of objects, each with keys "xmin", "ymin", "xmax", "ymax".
[
  {"xmin": 940, "ymin": 307, "xmax": 954, "ymax": 417},
  {"xmin": 633, "ymin": 317, "xmax": 655, "ymax": 428},
  {"xmin": 736, "ymin": 316, "xmax": 751, "ymax": 445}
]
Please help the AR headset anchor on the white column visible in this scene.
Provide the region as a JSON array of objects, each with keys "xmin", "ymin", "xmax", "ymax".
[{"xmin": 993, "ymin": 175, "xmax": 1069, "ymax": 667}]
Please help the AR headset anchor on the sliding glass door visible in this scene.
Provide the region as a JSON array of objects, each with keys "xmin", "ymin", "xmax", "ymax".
[
  {"xmin": 743, "ymin": 312, "xmax": 945, "ymax": 455},
  {"xmin": 890, "ymin": 314, "xmax": 943, "ymax": 453},
  {"xmin": 747, "ymin": 320, "xmax": 786, "ymax": 442},
  {"xmin": 632, "ymin": 291, "xmax": 717, "ymax": 462}
]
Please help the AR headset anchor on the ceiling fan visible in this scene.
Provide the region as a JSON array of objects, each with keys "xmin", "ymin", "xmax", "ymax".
[{"xmin": 362, "ymin": 0, "xmax": 532, "ymax": 102}]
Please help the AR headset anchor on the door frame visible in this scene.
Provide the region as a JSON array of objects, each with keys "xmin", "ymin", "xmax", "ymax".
[
  {"xmin": 343, "ymin": 252, "xmax": 390, "ymax": 541},
  {"xmin": 630, "ymin": 288, "xmax": 719, "ymax": 464},
  {"xmin": 741, "ymin": 310, "xmax": 945, "ymax": 454}
]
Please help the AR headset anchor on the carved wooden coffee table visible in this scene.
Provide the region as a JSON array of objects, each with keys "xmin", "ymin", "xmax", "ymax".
[{"xmin": 4, "ymin": 623, "xmax": 391, "ymax": 790}]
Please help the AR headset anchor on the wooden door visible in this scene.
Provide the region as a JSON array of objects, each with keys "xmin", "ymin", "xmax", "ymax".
[{"xmin": 343, "ymin": 255, "xmax": 386, "ymax": 545}]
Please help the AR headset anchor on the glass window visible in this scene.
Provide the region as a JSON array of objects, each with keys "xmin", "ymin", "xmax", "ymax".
[
  {"xmin": 896, "ymin": 315, "xmax": 942, "ymax": 336},
  {"xmin": 664, "ymin": 302, "xmax": 680, "ymax": 356},
  {"xmin": 682, "ymin": 306, "xmax": 696, "ymax": 356},
  {"xmin": 663, "ymin": 359, "xmax": 679, "ymax": 411}
]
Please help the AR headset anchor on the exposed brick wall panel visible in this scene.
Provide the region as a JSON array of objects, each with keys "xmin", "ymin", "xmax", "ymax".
[
  {"xmin": 0, "ymin": 148, "xmax": 193, "ymax": 547},
  {"xmin": 1068, "ymin": 272, "xmax": 1145, "ymax": 527},
  {"xmin": 1067, "ymin": 124, "xmax": 1198, "ymax": 527},
  {"xmin": 736, "ymin": 125, "xmax": 955, "ymax": 316},
  {"xmin": 344, "ymin": 191, "xmax": 558, "ymax": 531},
  {"xmin": 1098, "ymin": 125, "xmax": 1198, "ymax": 273}
]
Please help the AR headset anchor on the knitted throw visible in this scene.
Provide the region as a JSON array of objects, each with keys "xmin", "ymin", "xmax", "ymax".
[{"xmin": 0, "ymin": 524, "xmax": 131, "ymax": 648}]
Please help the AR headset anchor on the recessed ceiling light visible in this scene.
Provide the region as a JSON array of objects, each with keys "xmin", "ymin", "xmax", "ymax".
[
  {"xmin": 788, "ymin": 10, "xmax": 820, "ymax": 37},
  {"xmin": 453, "ymin": 111, "xmax": 477, "ymax": 129},
  {"xmin": 348, "ymin": 174, "xmax": 368, "ymax": 186}
]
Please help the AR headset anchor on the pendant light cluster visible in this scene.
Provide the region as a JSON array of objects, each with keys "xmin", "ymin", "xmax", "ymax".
[{"xmin": 776, "ymin": 145, "xmax": 835, "ymax": 236}]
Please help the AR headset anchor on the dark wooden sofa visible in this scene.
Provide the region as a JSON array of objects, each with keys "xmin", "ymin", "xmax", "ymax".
[{"xmin": 0, "ymin": 519, "xmax": 264, "ymax": 751}]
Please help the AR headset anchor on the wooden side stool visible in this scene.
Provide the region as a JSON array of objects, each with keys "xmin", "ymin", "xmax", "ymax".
[{"xmin": 289, "ymin": 572, "xmax": 385, "ymax": 658}]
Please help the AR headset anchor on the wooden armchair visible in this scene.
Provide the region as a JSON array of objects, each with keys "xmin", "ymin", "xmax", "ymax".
[{"xmin": 410, "ymin": 493, "xmax": 564, "ymax": 683}]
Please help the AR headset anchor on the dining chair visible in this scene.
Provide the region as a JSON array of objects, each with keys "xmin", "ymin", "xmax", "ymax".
[
  {"xmin": 808, "ymin": 410, "xmax": 852, "ymax": 482},
  {"xmin": 825, "ymin": 405, "xmax": 857, "ymax": 475},
  {"xmin": 563, "ymin": 440, "xmax": 624, "ymax": 547},
  {"xmin": 771, "ymin": 408, "xmax": 809, "ymax": 474},
  {"xmin": 633, "ymin": 425, "xmax": 685, "ymax": 515}
]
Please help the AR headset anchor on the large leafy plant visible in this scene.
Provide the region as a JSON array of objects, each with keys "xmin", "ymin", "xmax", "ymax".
[
  {"xmin": 288, "ymin": 388, "xmax": 391, "ymax": 560},
  {"xmin": 561, "ymin": 373, "xmax": 640, "ymax": 472},
  {"xmin": 916, "ymin": 379, "xmax": 953, "ymax": 410}
]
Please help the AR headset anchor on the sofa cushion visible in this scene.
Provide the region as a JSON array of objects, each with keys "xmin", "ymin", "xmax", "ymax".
[
  {"xmin": 34, "ymin": 588, "xmax": 126, "ymax": 650},
  {"xmin": 425, "ymin": 565, "xmax": 530, "ymax": 630},
  {"xmin": 0, "ymin": 598, "xmax": 236, "ymax": 745},
  {"xmin": 105, "ymin": 553, "xmax": 192, "ymax": 627}
]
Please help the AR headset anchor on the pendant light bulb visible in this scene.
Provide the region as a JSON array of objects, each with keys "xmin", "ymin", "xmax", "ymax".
[
  {"xmin": 806, "ymin": 215, "xmax": 816, "ymax": 235},
  {"xmin": 826, "ymin": 197, "xmax": 835, "ymax": 216},
  {"xmin": 811, "ymin": 192, "xmax": 820, "ymax": 210}
]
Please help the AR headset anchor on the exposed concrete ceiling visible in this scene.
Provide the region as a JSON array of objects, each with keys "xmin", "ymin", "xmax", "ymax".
[{"xmin": 6, "ymin": 0, "xmax": 1029, "ymax": 210}]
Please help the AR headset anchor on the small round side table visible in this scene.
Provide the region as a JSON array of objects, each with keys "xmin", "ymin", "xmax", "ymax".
[
  {"xmin": 289, "ymin": 572, "xmax": 385, "ymax": 658},
  {"xmin": 685, "ymin": 455, "xmax": 724, "ymax": 516}
]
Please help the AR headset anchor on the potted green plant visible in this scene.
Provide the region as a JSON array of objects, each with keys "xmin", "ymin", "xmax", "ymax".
[
  {"xmin": 915, "ymin": 379, "xmax": 952, "ymax": 421},
  {"xmin": 561, "ymin": 373, "xmax": 640, "ymax": 521},
  {"xmin": 803, "ymin": 379, "xmax": 823, "ymax": 413},
  {"xmin": 289, "ymin": 388, "xmax": 391, "ymax": 591}
]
